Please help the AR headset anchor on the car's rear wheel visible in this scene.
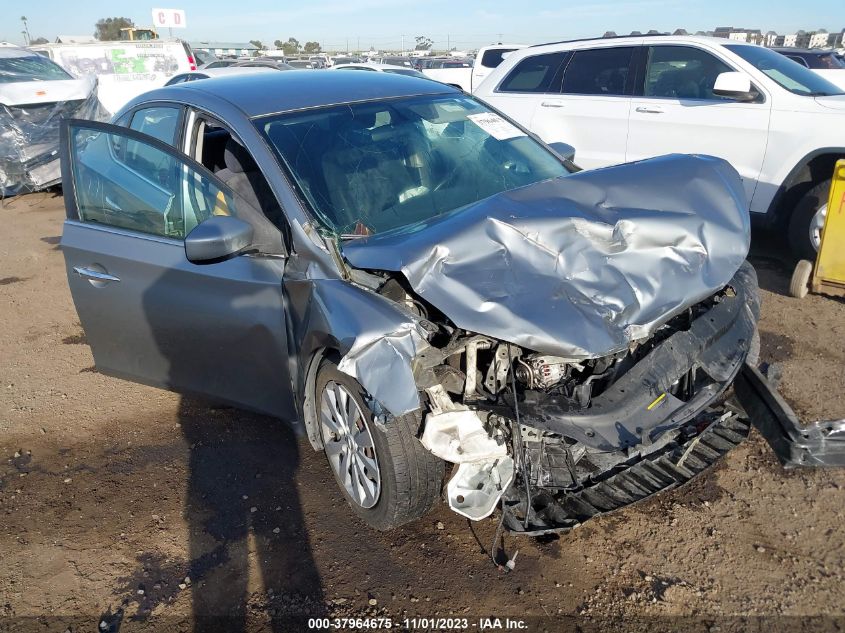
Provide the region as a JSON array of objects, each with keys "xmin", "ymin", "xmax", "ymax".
[
  {"xmin": 316, "ymin": 361, "xmax": 444, "ymax": 530},
  {"xmin": 788, "ymin": 179, "xmax": 830, "ymax": 260}
]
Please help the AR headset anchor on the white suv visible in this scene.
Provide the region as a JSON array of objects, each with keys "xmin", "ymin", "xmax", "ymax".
[{"xmin": 474, "ymin": 35, "xmax": 845, "ymax": 258}]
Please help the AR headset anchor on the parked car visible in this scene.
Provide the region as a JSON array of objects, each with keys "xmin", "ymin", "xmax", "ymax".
[
  {"xmin": 233, "ymin": 58, "xmax": 294, "ymax": 71},
  {"xmin": 199, "ymin": 59, "xmax": 239, "ymax": 69},
  {"xmin": 422, "ymin": 44, "xmax": 527, "ymax": 92},
  {"xmin": 331, "ymin": 56, "xmax": 361, "ymax": 66},
  {"xmin": 286, "ymin": 59, "xmax": 319, "ymax": 69},
  {"xmin": 192, "ymin": 49, "xmax": 219, "ymax": 68},
  {"xmin": 165, "ymin": 66, "xmax": 278, "ymax": 85},
  {"xmin": 29, "ymin": 39, "xmax": 197, "ymax": 114},
  {"xmin": 331, "ymin": 62, "xmax": 427, "ymax": 77},
  {"xmin": 0, "ymin": 46, "xmax": 105, "ymax": 196},
  {"xmin": 378, "ymin": 56, "xmax": 414, "ymax": 67},
  {"xmin": 476, "ymin": 35, "xmax": 845, "ymax": 258},
  {"xmin": 60, "ymin": 71, "xmax": 820, "ymax": 534},
  {"xmin": 772, "ymin": 47, "xmax": 845, "ymax": 90}
]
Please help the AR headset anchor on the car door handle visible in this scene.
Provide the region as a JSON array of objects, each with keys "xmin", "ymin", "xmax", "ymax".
[
  {"xmin": 73, "ymin": 266, "xmax": 121, "ymax": 284},
  {"xmin": 541, "ymin": 101, "xmax": 565, "ymax": 108},
  {"xmin": 635, "ymin": 106, "xmax": 664, "ymax": 114}
]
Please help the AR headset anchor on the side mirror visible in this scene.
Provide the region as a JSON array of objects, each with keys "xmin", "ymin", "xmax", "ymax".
[
  {"xmin": 185, "ymin": 215, "xmax": 254, "ymax": 264},
  {"xmin": 713, "ymin": 71, "xmax": 756, "ymax": 101},
  {"xmin": 548, "ymin": 141, "xmax": 576, "ymax": 162}
]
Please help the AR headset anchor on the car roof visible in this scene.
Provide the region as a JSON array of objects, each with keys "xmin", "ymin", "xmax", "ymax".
[
  {"xmin": 143, "ymin": 70, "xmax": 457, "ymax": 117},
  {"xmin": 528, "ymin": 34, "xmax": 745, "ymax": 51}
]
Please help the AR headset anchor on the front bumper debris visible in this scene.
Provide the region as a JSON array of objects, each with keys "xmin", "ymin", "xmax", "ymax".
[
  {"xmin": 503, "ymin": 407, "xmax": 751, "ymax": 535},
  {"xmin": 734, "ymin": 362, "xmax": 845, "ymax": 468}
]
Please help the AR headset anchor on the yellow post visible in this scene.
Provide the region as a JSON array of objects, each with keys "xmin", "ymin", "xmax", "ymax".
[{"xmin": 813, "ymin": 159, "xmax": 845, "ymax": 292}]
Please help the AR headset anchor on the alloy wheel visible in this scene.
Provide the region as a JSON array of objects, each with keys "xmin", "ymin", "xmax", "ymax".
[
  {"xmin": 320, "ymin": 381, "xmax": 381, "ymax": 509},
  {"xmin": 810, "ymin": 203, "xmax": 828, "ymax": 252}
]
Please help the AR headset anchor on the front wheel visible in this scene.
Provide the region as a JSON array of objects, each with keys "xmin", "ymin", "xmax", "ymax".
[
  {"xmin": 316, "ymin": 361, "xmax": 444, "ymax": 531},
  {"xmin": 788, "ymin": 179, "xmax": 830, "ymax": 260}
]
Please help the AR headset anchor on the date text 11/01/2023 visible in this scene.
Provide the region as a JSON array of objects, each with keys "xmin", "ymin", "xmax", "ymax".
[{"xmin": 307, "ymin": 617, "xmax": 529, "ymax": 630}]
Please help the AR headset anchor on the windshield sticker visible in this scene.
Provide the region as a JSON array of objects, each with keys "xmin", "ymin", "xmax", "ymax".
[{"xmin": 467, "ymin": 113, "xmax": 526, "ymax": 141}]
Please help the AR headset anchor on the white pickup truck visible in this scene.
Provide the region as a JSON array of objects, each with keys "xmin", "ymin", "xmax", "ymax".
[{"xmin": 422, "ymin": 44, "xmax": 526, "ymax": 92}]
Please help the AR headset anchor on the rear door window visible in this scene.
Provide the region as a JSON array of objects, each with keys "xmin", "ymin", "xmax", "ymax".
[
  {"xmin": 498, "ymin": 52, "xmax": 569, "ymax": 93},
  {"xmin": 129, "ymin": 106, "xmax": 181, "ymax": 145},
  {"xmin": 561, "ymin": 47, "xmax": 635, "ymax": 96},
  {"xmin": 125, "ymin": 106, "xmax": 183, "ymax": 182}
]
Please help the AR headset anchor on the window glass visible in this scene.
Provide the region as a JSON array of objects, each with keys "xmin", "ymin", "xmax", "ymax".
[
  {"xmin": 0, "ymin": 54, "xmax": 72, "ymax": 83},
  {"xmin": 562, "ymin": 47, "xmax": 634, "ymax": 96},
  {"xmin": 499, "ymin": 52, "xmax": 568, "ymax": 93},
  {"xmin": 785, "ymin": 55, "xmax": 809, "ymax": 68},
  {"xmin": 480, "ymin": 48, "xmax": 518, "ymax": 68},
  {"xmin": 814, "ymin": 53, "xmax": 845, "ymax": 69},
  {"xmin": 124, "ymin": 107, "xmax": 181, "ymax": 185},
  {"xmin": 726, "ymin": 44, "xmax": 843, "ymax": 96},
  {"xmin": 70, "ymin": 126, "xmax": 238, "ymax": 239},
  {"xmin": 258, "ymin": 94, "xmax": 567, "ymax": 237},
  {"xmin": 644, "ymin": 46, "xmax": 734, "ymax": 100}
]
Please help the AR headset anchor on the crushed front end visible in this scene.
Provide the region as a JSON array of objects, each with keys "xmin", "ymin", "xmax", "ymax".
[{"xmin": 410, "ymin": 262, "xmax": 761, "ymax": 533}]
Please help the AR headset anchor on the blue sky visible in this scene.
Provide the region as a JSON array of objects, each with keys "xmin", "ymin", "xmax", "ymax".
[{"xmin": 7, "ymin": 0, "xmax": 844, "ymax": 51}]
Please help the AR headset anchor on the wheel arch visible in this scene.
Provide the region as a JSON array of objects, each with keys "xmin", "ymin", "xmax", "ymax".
[
  {"xmin": 301, "ymin": 345, "xmax": 342, "ymax": 451},
  {"xmin": 767, "ymin": 148, "xmax": 845, "ymax": 227}
]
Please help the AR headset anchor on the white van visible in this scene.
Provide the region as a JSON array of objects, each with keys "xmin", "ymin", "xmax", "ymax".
[{"xmin": 30, "ymin": 40, "xmax": 196, "ymax": 114}]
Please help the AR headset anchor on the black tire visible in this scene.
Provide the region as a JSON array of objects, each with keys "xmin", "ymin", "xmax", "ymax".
[
  {"xmin": 315, "ymin": 361, "xmax": 444, "ymax": 530},
  {"xmin": 788, "ymin": 179, "xmax": 830, "ymax": 260}
]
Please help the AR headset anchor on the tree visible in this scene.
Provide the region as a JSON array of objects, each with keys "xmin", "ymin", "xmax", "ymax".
[
  {"xmin": 30, "ymin": 36, "xmax": 49, "ymax": 45},
  {"xmin": 21, "ymin": 16, "xmax": 31, "ymax": 45},
  {"xmin": 249, "ymin": 39, "xmax": 264, "ymax": 50},
  {"xmin": 94, "ymin": 17, "xmax": 135, "ymax": 41},
  {"xmin": 280, "ymin": 37, "xmax": 300, "ymax": 55},
  {"xmin": 414, "ymin": 35, "xmax": 432, "ymax": 51},
  {"xmin": 303, "ymin": 41, "xmax": 321, "ymax": 53}
]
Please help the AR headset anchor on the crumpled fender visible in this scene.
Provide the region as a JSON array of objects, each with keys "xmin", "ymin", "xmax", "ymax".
[{"xmin": 285, "ymin": 276, "xmax": 428, "ymax": 417}]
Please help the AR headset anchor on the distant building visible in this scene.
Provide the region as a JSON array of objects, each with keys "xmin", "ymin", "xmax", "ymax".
[
  {"xmin": 764, "ymin": 31, "xmax": 778, "ymax": 47},
  {"xmin": 673, "ymin": 29, "xmax": 689, "ymax": 36},
  {"xmin": 782, "ymin": 31, "xmax": 811, "ymax": 48},
  {"xmin": 809, "ymin": 29, "xmax": 829, "ymax": 48},
  {"xmin": 725, "ymin": 28, "xmax": 763, "ymax": 44},
  {"xmin": 713, "ymin": 26, "xmax": 733, "ymax": 38},
  {"xmin": 602, "ymin": 31, "xmax": 617, "ymax": 38}
]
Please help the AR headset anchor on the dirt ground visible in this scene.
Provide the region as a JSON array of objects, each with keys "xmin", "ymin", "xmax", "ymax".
[{"xmin": 2, "ymin": 191, "xmax": 845, "ymax": 632}]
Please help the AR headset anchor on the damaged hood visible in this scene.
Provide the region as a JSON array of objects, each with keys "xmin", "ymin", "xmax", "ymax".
[
  {"xmin": 0, "ymin": 76, "xmax": 96, "ymax": 107},
  {"xmin": 342, "ymin": 154, "xmax": 750, "ymax": 360}
]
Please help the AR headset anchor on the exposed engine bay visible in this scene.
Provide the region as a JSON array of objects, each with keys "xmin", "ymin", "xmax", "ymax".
[{"xmin": 374, "ymin": 262, "xmax": 760, "ymax": 533}]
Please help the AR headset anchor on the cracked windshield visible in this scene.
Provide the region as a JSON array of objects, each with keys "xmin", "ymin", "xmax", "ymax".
[{"xmin": 257, "ymin": 94, "xmax": 568, "ymax": 237}]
